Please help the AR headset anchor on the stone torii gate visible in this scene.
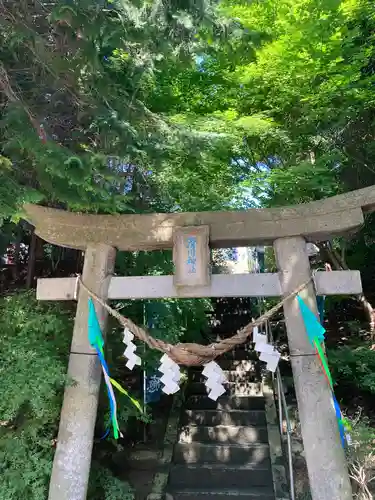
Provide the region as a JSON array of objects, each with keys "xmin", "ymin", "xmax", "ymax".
[{"xmin": 24, "ymin": 186, "xmax": 375, "ymax": 500}]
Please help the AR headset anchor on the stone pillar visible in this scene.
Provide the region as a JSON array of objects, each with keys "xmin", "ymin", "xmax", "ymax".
[
  {"xmin": 48, "ymin": 244, "xmax": 116, "ymax": 500},
  {"xmin": 273, "ymin": 236, "xmax": 352, "ymax": 500}
]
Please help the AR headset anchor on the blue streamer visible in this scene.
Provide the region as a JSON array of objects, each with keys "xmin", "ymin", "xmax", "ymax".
[
  {"xmin": 89, "ymin": 298, "xmax": 119, "ymax": 439},
  {"xmin": 333, "ymin": 393, "xmax": 346, "ymax": 447},
  {"xmin": 96, "ymin": 344, "xmax": 111, "ymax": 376},
  {"xmin": 95, "ymin": 346, "xmax": 116, "ymax": 436},
  {"xmin": 297, "ymin": 296, "xmax": 326, "ymax": 345},
  {"xmin": 298, "ymin": 294, "xmax": 348, "ymax": 448},
  {"xmin": 88, "ymin": 299, "xmax": 104, "ymax": 349},
  {"xmin": 101, "ymin": 428, "xmax": 110, "ymax": 440}
]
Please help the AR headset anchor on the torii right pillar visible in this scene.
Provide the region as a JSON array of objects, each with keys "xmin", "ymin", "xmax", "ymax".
[{"xmin": 274, "ymin": 236, "xmax": 352, "ymax": 500}]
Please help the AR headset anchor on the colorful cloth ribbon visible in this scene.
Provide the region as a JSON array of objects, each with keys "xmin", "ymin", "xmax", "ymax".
[
  {"xmin": 297, "ymin": 295, "xmax": 349, "ymax": 447},
  {"xmin": 88, "ymin": 299, "xmax": 121, "ymax": 439},
  {"xmin": 88, "ymin": 299, "xmax": 144, "ymax": 439}
]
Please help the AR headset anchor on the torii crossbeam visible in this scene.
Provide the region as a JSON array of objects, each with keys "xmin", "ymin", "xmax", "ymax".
[{"xmin": 23, "ymin": 186, "xmax": 375, "ymax": 500}]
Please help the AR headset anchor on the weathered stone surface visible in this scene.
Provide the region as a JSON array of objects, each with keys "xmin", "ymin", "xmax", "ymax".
[
  {"xmin": 147, "ymin": 395, "xmax": 183, "ymax": 500},
  {"xmin": 165, "ymin": 343, "xmax": 278, "ymax": 500},
  {"xmin": 168, "ymin": 464, "xmax": 272, "ymax": 489},
  {"xmin": 173, "ymin": 225, "xmax": 210, "ymax": 288},
  {"xmin": 48, "ymin": 244, "xmax": 116, "ymax": 500},
  {"xmin": 274, "ymin": 236, "xmax": 352, "ymax": 500},
  {"xmin": 178, "ymin": 425, "xmax": 269, "ymax": 445},
  {"xmin": 185, "ymin": 395, "xmax": 266, "ymax": 411},
  {"xmin": 189, "ymin": 369, "xmax": 258, "ymax": 383},
  {"xmin": 37, "ymin": 270, "xmax": 362, "ymax": 301},
  {"xmin": 185, "ymin": 380, "xmax": 263, "ymax": 397},
  {"xmin": 263, "ymin": 381, "xmax": 289, "ymax": 500},
  {"xmin": 23, "ymin": 185, "xmax": 375, "ymax": 250},
  {"xmin": 166, "ymin": 490, "xmax": 276, "ymax": 500},
  {"xmin": 173, "ymin": 442, "xmax": 271, "ymax": 465},
  {"xmin": 181, "ymin": 409, "xmax": 267, "ymax": 427}
]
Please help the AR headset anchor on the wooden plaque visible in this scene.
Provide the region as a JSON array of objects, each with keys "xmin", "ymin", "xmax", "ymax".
[{"xmin": 173, "ymin": 226, "xmax": 210, "ymax": 287}]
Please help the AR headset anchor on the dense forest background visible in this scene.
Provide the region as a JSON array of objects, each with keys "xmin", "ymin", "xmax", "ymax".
[{"xmin": 1, "ymin": 0, "xmax": 375, "ymax": 498}]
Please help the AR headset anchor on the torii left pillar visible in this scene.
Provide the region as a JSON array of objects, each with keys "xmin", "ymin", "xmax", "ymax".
[{"xmin": 49, "ymin": 244, "xmax": 116, "ymax": 500}]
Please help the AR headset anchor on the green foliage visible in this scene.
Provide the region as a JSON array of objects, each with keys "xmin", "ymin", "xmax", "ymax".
[
  {"xmin": 3, "ymin": 0, "xmax": 375, "ymax": 495},
  {"xmin": 111, "ymin": 249, "xmax": 211, "ymax": 370},
  {"xmin": 348, "ymin": 415, "xmax": 375, "ymax": 461},
  {"xmin": 106, "ymin": 295, "xmax": 211, "ymax": 375},
  {"xmin": 88, "ymin": 464, "xmax": 134, "ymax": 500},
  {"xmin": 143, "ymin": 297, "xmax": 212, "ymax": 368},
  {"xmin": 181, "ymin": 0, "xmax": 375, "ymax": 207},
  {"xmin": 0, "ymin": 292, "xmax": 72, "ymax": 424},
  {"xmin": 346, "ymin": 416, "xmax": 375, "ymax": 499},
  {"xmin": 328, "ymin": 345, "xmax": 375, "ymax": 394},
  {"xmin": 0, "ymin": 292, "xmax": 72, "ymax": 500},
  {"xmin": 0, "ymin": 0, "xmax": 251, "ymax": 216},
  {"xmin": 0, "ymin": 292, "xmax": 137, "ymax": 499}
]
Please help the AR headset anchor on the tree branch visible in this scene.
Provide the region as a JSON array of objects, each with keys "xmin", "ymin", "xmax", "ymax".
[{"xmin": 318, "ymin": 241, "xmax": 375, "ymax": 336}]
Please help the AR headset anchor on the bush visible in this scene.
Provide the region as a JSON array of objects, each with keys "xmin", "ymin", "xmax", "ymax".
[
  {"xmin": 328, "ymin": 345, "xmax": 375, "ymax": 394},
  {"xmin": 0, "ymin": 292, "xmax": 135, "ymax": 500},
  {"xmin": 0, "ymin": 292, "xmax": 72, "ymax": 499},
  {"xmin": 346, "ymin": 416, "xmax": 375, "ymax": 500},
  {"xmin": 88, "ymin": 464, "xmax": 134, "ymax": 500}
]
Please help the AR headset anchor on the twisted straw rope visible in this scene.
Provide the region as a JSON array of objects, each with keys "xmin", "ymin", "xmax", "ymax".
[{"xmin": 79, "ymin": 277, "xmax": 312, "ymax": 366}]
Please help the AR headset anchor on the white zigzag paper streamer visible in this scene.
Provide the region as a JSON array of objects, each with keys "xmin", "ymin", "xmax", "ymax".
[
  {"xmin": 253, "ymin": 326, "xmax": 280, "ymax": 373},
  {"xmin": 122, "ymin": 327, "xmax": 141, "ymax": 370},
  {"xmin": 202, "ymin": 361, "xmax": 227, "ymax": 401},
  {"xmin": 158, "ymin": 354, "xmax": 181, "ymax": 395}
]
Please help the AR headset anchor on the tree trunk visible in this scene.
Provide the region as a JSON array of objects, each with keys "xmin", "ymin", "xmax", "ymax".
[
  {"xmin": 26, "ymin": 230, "xmax": 37, "ymax": 289},
  {"xmin": 13, "ymin": 223, "xmax": 22, "ymax": 282}
]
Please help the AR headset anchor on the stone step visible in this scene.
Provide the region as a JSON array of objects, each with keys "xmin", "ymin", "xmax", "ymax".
[
  {"xmin": 187, "ymin": 381, "xmax": 263, "ymax": 397},
  {"xmin": 221, "ymin": 349, "xmax": 257, "ymax": 360},
  {"xmin": 189, "ymin": 370, "xmax": 258, "ymax": 384},
  {"xmin": 166, "ymin": 488, "xmax": 275, "ymax": 500},
  {"xmin": 173, "ymin": 442, "xmax": 270, "ymax": 465},
  {"xmin": 168, "ymin": 464, "xmax": 273, "ymax": 490},
  {"xmin": 181, "ymin": 410, "xmax": 267, "ymax": 427},
  {"xmin": 125, "ymin": 449, "xmax": 160, "ymax": 470},
  {"xmin": 178, "ymin": 425, "xmax": 269, "ymax": 445},
  {"xmin": 216, "ymin": 359, "xmax": 260, "ymax": 371},
  {"xmin": 186, "ymin": 396, "xmax": 265, "ymax": 411}
]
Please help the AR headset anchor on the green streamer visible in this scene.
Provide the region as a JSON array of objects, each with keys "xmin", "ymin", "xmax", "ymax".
[{"xmin": 313, "ymin": 339, "xmax": 333, "ymax": 388}]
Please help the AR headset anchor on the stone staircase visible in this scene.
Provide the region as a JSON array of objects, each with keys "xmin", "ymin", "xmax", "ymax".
[{"xmin": 165, "ymin": 347, "xmax": 277, "ymax": 500}]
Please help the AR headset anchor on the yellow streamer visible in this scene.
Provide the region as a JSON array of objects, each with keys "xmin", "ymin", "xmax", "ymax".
[{"xmin": 109, "ymin": 377, "xmax": 144, "ymax": 414}]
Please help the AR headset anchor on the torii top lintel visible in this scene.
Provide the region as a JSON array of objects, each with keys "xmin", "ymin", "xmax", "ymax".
[{"xmin": 23, "ymin": 186, "xmax": 375, "ymax": 251}]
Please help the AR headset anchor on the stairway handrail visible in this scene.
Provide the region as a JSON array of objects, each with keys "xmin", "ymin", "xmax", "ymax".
[
  {"xmin": 276, "ymin": 367, "xmax": 295, "ymax": 500},
  {"xmin": 266, "ymin": 321, "xmax": 296, "ymax": 500}
]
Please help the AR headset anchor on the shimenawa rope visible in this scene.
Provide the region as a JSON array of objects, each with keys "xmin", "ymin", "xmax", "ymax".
[{"xmin": 78, "ymin": 276, "xmax": 313, "ymax": 366}]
